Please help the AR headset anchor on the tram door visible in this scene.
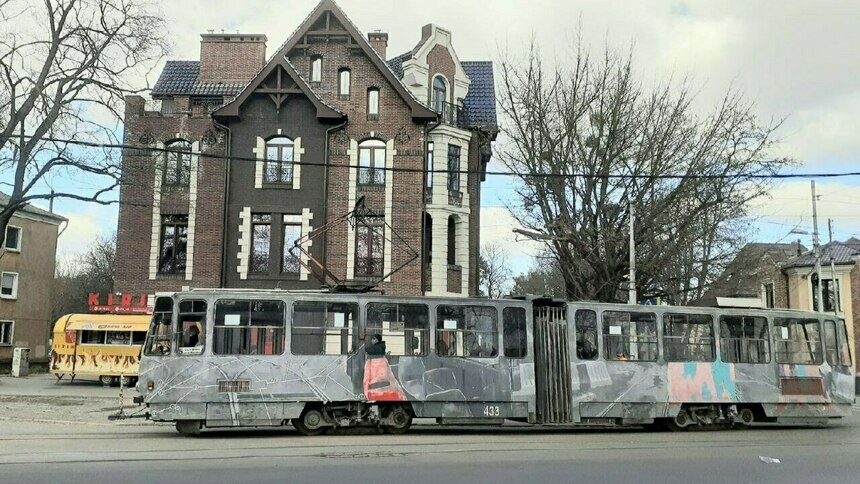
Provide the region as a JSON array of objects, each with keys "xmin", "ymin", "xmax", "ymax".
[{"xmin": 533, "ymin": 303, "xmax": 573, "ymax": 423}]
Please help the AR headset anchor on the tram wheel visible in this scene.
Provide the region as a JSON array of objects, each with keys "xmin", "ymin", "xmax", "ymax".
[
  {"xmin": 99, "ymin": 375, "xmax": 115, "ymax": 387},
  {"xmin": 176, "ymin": 420, "xmax": 203, "ymax": 436},
  {"xmin": 383, "ymin": 406, "xmax": 412, "ymax": 434},
  {"xmin": 667, "ymin": 412, "xmax": 692, "ymax": 432},
  {"xmin": 737, "ymin": 408, "xmax": 754, "ymax": 427},
  {"xmin": 293, "ymin": 408, "xmax": 326, "ymax": 436}
]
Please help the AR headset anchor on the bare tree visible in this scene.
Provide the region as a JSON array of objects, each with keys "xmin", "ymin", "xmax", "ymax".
[
  {"xmin": 498, "ymin": 40, "xmax": 790, "ymax": 303},
  {"xmin": 511, "ymin": 255, "xmax": 565, "ymax": 297},
  {"xmin": 479, "ymin": 242, "xmax": 512, "ymax": 298},
  {"xmin": 53, "ymin": 231, "xmax": 115, "ymax": 319},
  {"xmin": 0, "ymin": 0, "xmax": 168, "ymax": 245}
]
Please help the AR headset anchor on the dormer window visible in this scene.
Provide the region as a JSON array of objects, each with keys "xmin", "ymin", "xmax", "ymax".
[
  {"xmin": 310, "ymin": 56, "xmax": 322, "ymax": 83},
  {"xmin": 367, "ymin": 88, "xmax": 379, "ymax": 120},
  {"xmin": 432, "ymin": 76, "xmax": 447, "ymax": 113},
  {"xmin": 339, "ymin": 69, "xmax": 351, "ymax": 100}
]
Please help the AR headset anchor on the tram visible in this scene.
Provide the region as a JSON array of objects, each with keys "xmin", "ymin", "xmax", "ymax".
[{"xmin": 134, "ymin": 289, "xmax": 855, "ymax": 435}]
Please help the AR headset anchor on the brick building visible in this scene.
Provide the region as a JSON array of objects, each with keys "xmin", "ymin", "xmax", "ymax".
[{"xmin": 114, "ymin": 0, "xmax": 497, "ymax": 297}]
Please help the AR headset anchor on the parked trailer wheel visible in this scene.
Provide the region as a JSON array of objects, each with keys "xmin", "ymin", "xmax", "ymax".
[
  {"xmin": 292, "ymin": 409, "xmax": 326, "ymax": 436},
  {"xmin": 175, "ymin": 420, "xmax": 203, "ymax": 436},
  {"xmin": 99, "ymin": 375, "xmax": 115, "ymax": 387},
  {"xmin": 383, "ymin": 406, "xmax": 413, "ymax": 434}
]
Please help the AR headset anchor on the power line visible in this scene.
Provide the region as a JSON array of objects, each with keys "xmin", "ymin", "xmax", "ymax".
[{"xmin": 20, "ymin": 135, "xmax": 860, "ymax": 181}]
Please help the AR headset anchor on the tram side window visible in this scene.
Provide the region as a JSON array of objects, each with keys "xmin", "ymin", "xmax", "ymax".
[
  {"xmin": 837, "ymin": 320, "xmax": 852, "ymax": 367},
  {"xmin": 145, "ymin": 297, "xmax": 174, "ymax": 356},
  {"xmin": 292, "ymin": 301, "xmax": 357, "ymax": 355},
  {"xmin": 214, "ymin": 300, "xmax": 283, "ymax": 355},
  {"xmin": 575, "ymin": 310, "xmax": 598, "ymax": 360},
  {"xmin": 132, "ymin": 331, "xmax": 147, "ymax": 345},
  {"xmin": 602, "ymin": 311, "xmax": 657, "ymax": 361},
  {"xmin": 825, "ymin": 320, "xmax": 853, "ymax": 367},
  {"xmin": 436, "ymin": 305, "xmax": 498, "ymax": 358},
  {"xmin": 366, "ymin": 303, "xmax": 429, "ymax": 356},
  {"xmin": 663, "ymin": 313, "xmax": 715, "ymax": 362},
  {"xmin": 774, "ymin": 318, "xmax": 822, "ymax": 365},
  {"xmin": 719, "ymin": 316, "xmax": 770, "ymax": 364},
  {"xmin": 177, "ymin": 300, "xmax": 208, "ymax": 355},
  {"xmin": 503, "ymin": 307, "xmax": 527, "ymax": 358}
]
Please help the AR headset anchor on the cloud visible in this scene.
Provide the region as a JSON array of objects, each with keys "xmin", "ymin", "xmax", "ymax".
[
  {"xmin": 480, "ymin": 206, "xmax": 543, "ymax": 275},
  {"xmin": 56, "ymin": 203, "xmax": 117, "ymax": 257}
]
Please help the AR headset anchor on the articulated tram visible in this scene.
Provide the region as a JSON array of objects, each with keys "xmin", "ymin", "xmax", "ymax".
[{"xmin": 135, "ymin": 289, "xmax": 855, "ymax": 435}]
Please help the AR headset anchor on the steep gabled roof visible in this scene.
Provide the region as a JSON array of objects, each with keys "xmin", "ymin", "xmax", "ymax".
[
  {"xmin": 213, "ymin": 56, "xmax": 343, "ymax": 120},
  {"xmin": 225, "ymin": 0, "xmax": 435, "ymax": 122}
]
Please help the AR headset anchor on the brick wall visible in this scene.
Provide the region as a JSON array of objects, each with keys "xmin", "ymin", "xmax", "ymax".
[
  {"xmin": 115, "ymin": 96, "xmax": 227, "ymax": 294},
  {"xmin": 288, "ymin": 41, "xmax": 427, "ymax": 296},
  {"xmin": 199, "ymin": 35, "xmax": 266, "ymax": 83},
  {"xmin": 427, "ymin": 44, "xmax": 456, "ymax": 104}
]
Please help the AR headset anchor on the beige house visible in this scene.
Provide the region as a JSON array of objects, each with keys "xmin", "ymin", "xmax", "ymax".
[{"xmin": 0, "ymin": 194, "xmax": 66, "ymax": 366}]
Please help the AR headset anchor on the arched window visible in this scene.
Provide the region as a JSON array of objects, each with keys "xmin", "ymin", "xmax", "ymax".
[
  {"xmin": 164, "ymin": 140, "xmax": 191, "ymax": 187},
  {"xmin": 432, "ymin": 75, "xmax": 447, "ymax": 113},
  {"xmin": 367, "ymin": 88, "xmax": 380, "ymax": 120},
  {"xmin": 338, "ymin": 68, "xmax": 351, "ymax": 99},
  {"xmin": 358, "ymin": 139, "xmax": 386, "ymax": 185},
  {"xmin": 447, "ymin": 215, "xmax": 457, "ymax": 266},
  {"xmin": 310, "ymin": 56, "xmax": 322, "ymax": 83},
  {"xmin": 265, "ymin": 136, "xmax": 294, "ymax": 184}
]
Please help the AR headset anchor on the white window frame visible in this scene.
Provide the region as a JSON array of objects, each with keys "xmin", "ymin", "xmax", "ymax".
[
  {"xmin": 4, "ymin": 225, "xmax": 21, "ymax": 252},
  {"xmin": 311, "ymin": 56, "xmax": 322, "ymax": 83},
  {"xmin": 338, "ymin": 69, "xmax": 351, "ymax": 98},
  {"xmin": 0, "ymin": 320, "xmax": 13, "ymax": 345},
  {"xmin": 808, "ymin": 272, "xmax": 844, "ymax": 314},
  {"xmin": 0, "ymin": 272, "xmax": 18, "ymax": 299},
  {"xmin": 367, "ymin": 88, "xmax": 380, "ymax": 119}
]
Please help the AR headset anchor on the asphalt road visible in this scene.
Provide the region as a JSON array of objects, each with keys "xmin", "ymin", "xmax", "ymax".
[{"xmin": 1, "ymin": 375, "xmax": 859, "ymax": 484}]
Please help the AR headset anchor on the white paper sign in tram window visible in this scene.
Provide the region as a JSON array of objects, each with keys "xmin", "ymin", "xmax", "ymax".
[
  {"xmin": 224, "ymin": 314, "xmax": 241, "ymax": 326},
  {"xmin": 333, "ymin": 313, "xmax": 346, "ymax": 328},
  {"xmin": 443, "ymin": 319, "xmax": 458, "ymax": 330},
  {"xmin": 609, "ymin": 325, "xmax": 622, "ymax": 335},
  {"xmin": 780, "ymin": 326, "xmax": 789, "ymax": 339}
]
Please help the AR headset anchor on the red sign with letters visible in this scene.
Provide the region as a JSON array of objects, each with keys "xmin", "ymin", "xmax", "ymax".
[{"xmin": 88, "ymin": 293, "xmax": 153, "ymax": 314}]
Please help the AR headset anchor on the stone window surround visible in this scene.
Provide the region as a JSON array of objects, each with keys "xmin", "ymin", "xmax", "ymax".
[
  {"xmin": 253, "ymin": 130, "xmax": 304, "ymax": 190},
  {"xmin": 237, "ymin": 207, "xmax": 314, "ymax": 281}
]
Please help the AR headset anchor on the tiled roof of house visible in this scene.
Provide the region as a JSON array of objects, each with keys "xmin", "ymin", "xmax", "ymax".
[
  {"xmin": 844, "ymin": 237, "xmax": 860, "ymax": 252},
  {"xmin": 461, "ymin": 61, "xmax": 498, "ymax": 133},
  {"xmin": 386, "ymin": 51, "xmax": 412, "ymax": 79},
  {"xmin": 0, "ymin": 193, "xmax": 67, "ymax": 224},
  {"xmin": 782, "ymin": 241, "xmax": 860, "ymax": 268},
  {"xmin": 151, "ymin": 61, "xmax": 203, "ymax": 96}
]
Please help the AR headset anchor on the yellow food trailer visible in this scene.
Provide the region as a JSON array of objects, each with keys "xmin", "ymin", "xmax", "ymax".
[{"xmin": 50, "ymin": 313, "xmax": 151, "ymax": 386}]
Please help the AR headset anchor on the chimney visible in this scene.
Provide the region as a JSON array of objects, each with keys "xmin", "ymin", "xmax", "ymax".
[
  {"xmin": 368, "ymin": 31, "xmax": 388, "ymax": 60},
  {"xmin": 199, "ymin": 33, "xmax": 267, "ymax": 83}
]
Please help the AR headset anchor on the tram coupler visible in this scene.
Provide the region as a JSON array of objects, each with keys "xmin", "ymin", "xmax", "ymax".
[{"xmin": 133, "ymin": 395, "xmax": 144, "ymax": 404}]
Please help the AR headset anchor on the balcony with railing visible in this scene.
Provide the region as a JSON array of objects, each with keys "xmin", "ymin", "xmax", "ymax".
[{"xmin": 436, "ymin": 101, "xmax": 467, "ymax": 129}]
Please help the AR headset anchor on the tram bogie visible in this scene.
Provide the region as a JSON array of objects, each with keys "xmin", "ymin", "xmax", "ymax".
[{"xmin": 136, "ymin": 289, "xmax": 855, "ymax": 435}]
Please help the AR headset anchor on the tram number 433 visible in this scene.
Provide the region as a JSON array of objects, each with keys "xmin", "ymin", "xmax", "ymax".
[{"xmin": 483, "ymin": 405, "xmax": 501, "ymax": 417}]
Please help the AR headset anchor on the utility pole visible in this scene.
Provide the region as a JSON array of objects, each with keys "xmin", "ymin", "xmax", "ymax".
[
  {"xmin": 811, "ymin": 181, "xmax": 823, "ymax": 312},
  {"xmin": 828, "ymin": 218, "xmax": 840, "ymax": 316},
  {"xmin": 628, "ymin": 201, "xmax": 636, "ymax": 305}
]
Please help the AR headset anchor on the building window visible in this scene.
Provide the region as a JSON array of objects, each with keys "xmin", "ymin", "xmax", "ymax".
[
  {"xmin": 663, "ymin": 313, "xmax": 715, "ymax": 362},
  {"xmin": 291, "ymin": 301, "xmax": 357, "ymax": 355},
  {"xmin": 0, "ymin": 272, "xmax": 18, "ymax": 299},
  {"xmin": 502, "ymin": 307, "xmax": 528, "ymax": 358},
  {"xmin": 264, "ymin": 137, "xmax": 294, "ymax": 184},
  {"xmin": 358, "ymin": 139, "xmax": 386, "ymax": 185},
  {"xmin": 282, "ymin": 215, "xmax": 302, "ymax": 274},
  {"xmin": 367, "ymin": 88, "xmax": 379, "ymax": 120},
  {"xmin": 432, "ymin": 75, "xmax": 447, "ymax": 112},
  {"xmin": 575, "ymin": 309, "xmax": 598, "ymax": 360},
  {"xmin": 0, "ymin": 321, "xmax": 12, "ymax": 345},
  {"xmin": 214, "ymin": 299, "xmax": 284, "ymax": 355},
  {"xmin": 719, "ymin": 315, "xmax": 770, "ymax": 364},
  {"xmin": 366, "ymin": 302, "xmax": 429, "ymax": 356},
  {"xmin": 250, "ymin": 213, "xmax": 271, "ymax": 273},
  {"xmin": 447, "ymin": 215, "xmax": 456, "ymax": 265},
  {"xmin": 774, "ymin": 317, "xmax": 822, "ymax": 365},
  {"xmin": 310, "ymin": 56, "xmax": 322, "ymax": 83},
  {"xmin": 425, "ymin": 142, "xmax": 434, "ymax": 188},
  {"xmin": 338, "ymin": 68, "xmax": 351, "ymax": 99},
  {"xmin": 436, "ymin": 305, "xmax": 498, "ymax": 357},
  {"xmin": 355, "ymin": 216, "xmax": 384, "ymax": 277},
  {"xmin": 763, "ymin": 282, "xmax": 775, "ymax": 309},
  {"xmin": 447, "ymin": 144, "xmax": 460, "ymax": 191},
  {"xmin": 4, "ymin": 225, "xmax": 21, "ymax": 251},
  {"xmin": 602, "ymin": 311, "xmax": 658, "ymax": 361},
  {"xmin": 811, "ymin": 273, "xmax": 840, "ymax": 312},
  {"xmin": 158, "ymin": 215, "xmax": 188, "ymax": 274},
  {"xmin": 423, "ymin": 213, "xmax": 432, "ymax": 264},
  {"xmin": 164, "ymin": 140, "xmax": 191, "ymax": 187}
]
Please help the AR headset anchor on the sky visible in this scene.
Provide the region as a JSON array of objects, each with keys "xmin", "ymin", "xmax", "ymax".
[{"xmin": 32, "ymin": 0, "xmax": 860, "ymax": 274}]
